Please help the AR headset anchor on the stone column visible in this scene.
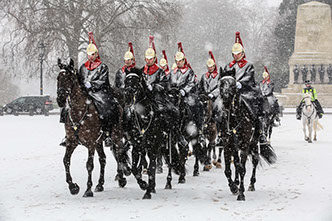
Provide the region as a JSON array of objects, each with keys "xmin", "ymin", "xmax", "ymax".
[{"xmin": 289, "ymin": 1, "xmax": 332, "ymax": 85}]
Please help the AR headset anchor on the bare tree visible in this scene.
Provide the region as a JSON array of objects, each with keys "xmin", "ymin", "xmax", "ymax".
[{"xmin": 1, "ymin": 0, "xmax": 181, "ymax": 80}]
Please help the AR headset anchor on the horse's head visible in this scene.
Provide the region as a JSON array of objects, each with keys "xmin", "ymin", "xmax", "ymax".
[
  {"xmin": 124, "ymin": 70, "xmax": 144, "ymax": 106},
  {"xmin": 219, "ymin": 75, "xmax": 237, "ymax": 104},
  {"xmin": 57, "ymin": 58, "xmax": 77, "ymax": 108},
  {"xmin": 303, "ymin": 92, "xmax": 312, "ymax": 110}
]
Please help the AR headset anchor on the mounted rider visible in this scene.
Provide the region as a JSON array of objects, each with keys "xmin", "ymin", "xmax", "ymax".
[
  {"xmin": 198, "ymin": 51, "xmax": 222, "ymax": 123},
  {"xmin": 259, "ymin": 66, "xmax": 281, "ymax": 124},
  {"xmin": 223, "ymin": 31, "xmax": 267, "ymax": 144},
  {"xmin": 77, "ymin": 32, "xmax": 119, "ymax": 147},
  {"xmin": 167, "ymin": 42, "xmax": 203, "ymax": 144},
  {"xmin": 296, "ymin": 80, "xmax": 324, "ymax": 120},
  {"xmin": 114, "ymin": 42, "xmax": 136, "ymax": 90},
  {"xmin": 159, "ymin": 50, "xmax": 170, "ymax": 77},
  {"xmin": 141, "ymin": 36, "xmax": 179, "ymax": 126}
]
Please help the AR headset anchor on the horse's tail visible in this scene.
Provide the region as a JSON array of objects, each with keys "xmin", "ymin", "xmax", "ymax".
[
  {"xmin": 259, "ymin": 143, "xmax": 277, "ymax": 165},
  {"xmin": 315, "ymin": 121, "xmax": 324, "ymax": 131}
]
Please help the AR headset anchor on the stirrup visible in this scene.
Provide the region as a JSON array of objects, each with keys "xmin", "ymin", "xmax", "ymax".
[{"xmin": 59, "ymin": 137, "xmax": 67, "ymax": 147}]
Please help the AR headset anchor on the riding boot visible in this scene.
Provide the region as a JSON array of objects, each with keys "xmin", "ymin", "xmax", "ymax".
[
  {"xmin": 296, "ymin": 102, "xmax": 304, "ymax": 120},
  {"xmin": 258, "ymin": 117, "xmax": 267, "ymax": 144},
  {"xmin": 313, "ymin": 100, "xmax": 324, "ymax": 118},
  {"xmin": 59, "ymin": 136, "xmax": 67, "ymax": 146}
]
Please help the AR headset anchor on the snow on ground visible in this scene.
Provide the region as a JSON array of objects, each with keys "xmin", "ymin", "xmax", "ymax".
[{"xmin": 0, "ymin": 113, "xmax": 331, "ymax": 221}]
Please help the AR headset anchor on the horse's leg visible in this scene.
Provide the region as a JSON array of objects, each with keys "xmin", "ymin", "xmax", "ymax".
[
  {"xmin": 83, "ymin": 148, "xmax": 95, "ymax": 197},
  {"xmin": 143, "ymin": 149, "xmax": 157, "ymax": 199},
  {"xmin": 113, "ymin": 141, "xmax": 127, "ymax": 188},
  {"xmin": 63, "ymin": 141, "xmax": 80, "ymax": 195},
  {"xmin": 178, "ymin": 142, "xmax": 187, "ymax": 184},
  {"xmin": 193, "ymin": 155, "xmax": 199, "ymax": 176},
  {"xmin": 165, "ymin": 133, "xmax": 176, "ymax": 189},
  {"xmin": 156, "ymin": 146, "xmax": 163, "ymax": 174},
  {"xmin": 303, "ymin": 119, "xmax": 308, "ymax": 141},
  {"xmin": 314, "ymin": 121, "xmax": 317, "ymax": 141},
  {"xmin": 95, "ymin": 143, "xmax": 106, "ymax": 192},
  {"xmin": 131, "ymin": 146, "xmax": 148, "ymax": 190},
  {"xmin": 308, "ymin": 121, "xmax": 313, "ymax": 143},
  {"xmin": 204, "ymin": 142, "xmax": 214, "ymax": 171},
  {"xmin": 224, "ymin": 146, "xmax": 238, "ymax": 195},
  {"xmin": 233, "ymin": 150, "xmax": 240, "ymax": 186},
  {"xmin": 216, "ymin": 147, "xmax": 223, "ymax": 168},
  {"xmin": 248, "ymin": 148, "xmax": 259, "ymax": 191},
  {"xmin": 237, "ymin": 151, "xmax": 248, "ymax": 201}
]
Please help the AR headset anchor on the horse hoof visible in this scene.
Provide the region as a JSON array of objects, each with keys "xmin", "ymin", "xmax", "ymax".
[
  {"xmin": 69, "ymin": 183, "xmax": 80, "ymax": 195},
  {"xmin": 139, "ymin": 181, "xmax": 148, "ymax": 190},
  {"xmin": 237, "ymin": 194, "xmax": 245, "ymax": 201},
  {"xmin": 248, "ymin": 185, "xmax": 255, "ymax": 191},
  {"xmin": 203, "ymin": 164, "xmax": 212, "ymax": 171},
  {"xmin": 308, "ymin": 140, "xmax": 312, "ymax": 143},
  {"xmin": 178, "ymin": 176, "xmax": 186, "ymax": 184},
  {"xmin": 305, "ymin": 137, "xmax": 309, "ymax": 141},
  {"xmin": 114, "ymin": 174, "xmax": 119, "ymax": 181},
  {"xmin": 193, "ymin": 171, "xmax": 199, "ymax": 176},
  {"xmin": 216, "ymin": 163, "xmax": 222, "ymax": 169},
  {"xmin": 94, "ymin": 184, "xmax": 104, "ymax": 192},
  {"xmin": 142, "ymin": 169, "xmax": 148, "ymax": 175},
  {"xmin": 230, "ymin": 185, "xmax": 239, "ymax": 195},
  {"xmin": 83, "ymin": 190, "xmax": 93, "ymax": 197},
  {"xmin": 212, "ymin": 160, "xmax": 217, "ymax": 166},
  {"xmin": 165, "ymin": 183, "xmax": 172, "ymax": 189},
  {"xmin": 142, "ymin": 192, "xmax": 151, "ymax": 199},
  {"xmin": 118, "ymin": 178, "xmax": 127, "ymax": 188},
  {"xmin": 151, "ymin": 188, "xmax": 156, "ymax": 194}
]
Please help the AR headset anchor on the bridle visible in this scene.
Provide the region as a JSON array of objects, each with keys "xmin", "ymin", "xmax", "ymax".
[
  {"xmin": 57, "ymin": 67, "xmax": 93, "ymax": 139},
  {"xmin": 125, "ymin": 73, "xmax": 154, "ymax": 136}
]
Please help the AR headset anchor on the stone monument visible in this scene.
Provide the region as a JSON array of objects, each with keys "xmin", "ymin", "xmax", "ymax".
[{"xmin": 278, "ymin": 1, "xmax": 332, "ymax": 107}]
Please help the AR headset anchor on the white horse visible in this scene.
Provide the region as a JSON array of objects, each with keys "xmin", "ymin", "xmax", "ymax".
[{"xmin": 301, "ymin": 93, "xmax": 319, "ymax": 143}]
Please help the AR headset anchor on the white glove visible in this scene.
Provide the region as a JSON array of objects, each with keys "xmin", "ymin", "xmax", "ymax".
[
  {"xmin": 208, "ymin": 93, "xmax": 214, "ymax": 99},
  {"xmin": 147, "ymin": 84, "xmax": 153, "ymax": 91},
  {"xmin": 236, "ymin": 82, "xmax": 242, "ymax": 89},
  {"xmin": 180, "ymin": 89, "xmax": 185, "ymax": 97},
  {"xmin": 85, "ymin": 81, "xmax": 92, "ymax": 89}
]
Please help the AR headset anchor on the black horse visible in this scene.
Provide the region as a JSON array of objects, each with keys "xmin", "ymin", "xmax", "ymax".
[
  {"xmin": 219, "ymin": 74, "xmax": 277, "ymax": 201},
  {"xmin": 57, "ymin": 58, "xmax": 127, "ymax": 197},
  {"xmin": 123, "ymin": 69, "xmax": 181, "ymax": 199},
  {"xmin": 167, "ymin": 87, "xmax": 207, "ymax": 178}
]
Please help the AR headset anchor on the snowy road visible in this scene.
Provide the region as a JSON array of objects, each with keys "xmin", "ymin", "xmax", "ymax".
[{"xmin": 0, "ymin": 114, "xmax": 331, "ymax": 221}]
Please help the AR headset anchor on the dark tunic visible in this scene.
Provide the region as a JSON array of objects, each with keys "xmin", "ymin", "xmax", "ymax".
[{"xmin": 78, "ymin": 60, "xmax": 119, "ymax": 126}]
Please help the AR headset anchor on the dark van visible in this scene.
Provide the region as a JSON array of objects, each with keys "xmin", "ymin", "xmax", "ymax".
[{"xmin": 1, "ymin": 95, "xmax": 54, "ymax": 116}]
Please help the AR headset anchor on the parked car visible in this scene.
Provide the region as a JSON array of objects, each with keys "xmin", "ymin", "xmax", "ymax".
[{"xmin": 1, "ymin": 95, "xmax": 54, "ymax": 115}]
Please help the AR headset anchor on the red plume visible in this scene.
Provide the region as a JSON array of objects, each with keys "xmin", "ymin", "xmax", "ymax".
[
  {"xmin": 148, "ymin": 36, "xmax": 157, "ymax": 63},
  {"xmin": 209, "ymin": 51, "xmax": 218, "ymax": 72},
  {"xmin": 128, "ymin": 42, "xmax": 134, "ymax": 57},
  {"xmin": 263, "ymin": 66, "xmax": 271, "ymax": 84},
  {"xmin": 235, "ymin": 31, "xmax": 243, "ymax": 47},
  {"xmin": 88, "ymin": 32, "xmax": 100, "ymax": 58},
  {"xmin": 177, "ymin": 42, "xmax": 192, "ymax": 69},
  {"xmin": 162, "ymin": 50, "xmax": 168, "ymax": 63},
  {"xmin": 264, "ymin": 66, "xmax": 269, "ymax": 74},
  {"xmin": 128, "ymin": 42, "xmax": 136, "ymax": 67}
]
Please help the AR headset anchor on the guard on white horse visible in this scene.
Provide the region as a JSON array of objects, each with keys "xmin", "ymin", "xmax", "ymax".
[{"xmin": 301, "ymin": 93, "xmax": 319, "ymax": 143}]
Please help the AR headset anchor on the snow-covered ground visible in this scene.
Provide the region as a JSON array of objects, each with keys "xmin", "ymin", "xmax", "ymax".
[{"xmin": 0, "ymin": 114, "xmax": 331, "ymax": 221}]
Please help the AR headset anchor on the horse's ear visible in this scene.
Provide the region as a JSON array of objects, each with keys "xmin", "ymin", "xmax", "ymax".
[
  {"xmin": 58, "ymin": 58, "xmax": 62, "ymax": 69},
  {"xmin": 69, "ymin": 58, "xmax": 75, "ymax": 69}
]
